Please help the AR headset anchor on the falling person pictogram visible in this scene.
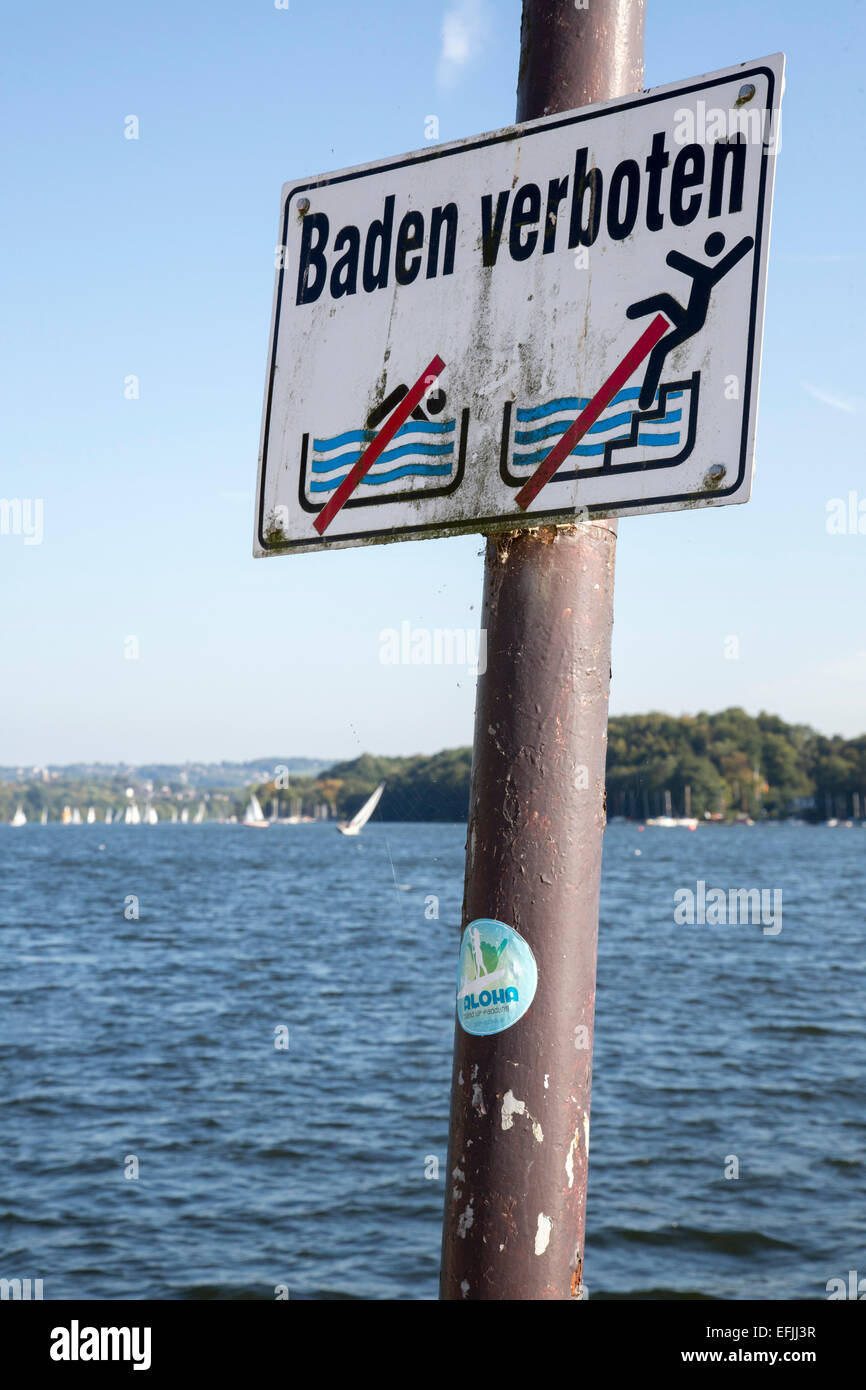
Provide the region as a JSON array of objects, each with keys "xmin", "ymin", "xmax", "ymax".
[{"xmin": 626, "ymin": 231, "xmax": 754, "ymax": 410}]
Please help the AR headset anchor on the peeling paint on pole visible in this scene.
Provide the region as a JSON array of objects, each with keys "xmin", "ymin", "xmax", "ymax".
[
  {"xmin": 439, "ymin": 517, "xmax": 616, "ymax": 1299},
  {"xmin": 439, "ymin": 0, "xmax": 640, "ymax": 1303}
]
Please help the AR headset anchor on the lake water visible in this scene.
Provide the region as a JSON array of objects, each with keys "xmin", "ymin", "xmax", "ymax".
[{"xmin": 0, "ymin": 821, "xmax": 863, "ymax": 1300}]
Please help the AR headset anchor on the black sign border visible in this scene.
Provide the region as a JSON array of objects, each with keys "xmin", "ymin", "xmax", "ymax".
[{"xmin": 257, "ymin": 62, "xmax": 776, "ymax": 553}]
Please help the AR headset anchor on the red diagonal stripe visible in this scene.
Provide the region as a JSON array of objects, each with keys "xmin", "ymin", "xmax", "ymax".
[
  {"xmin": 313, "ymin": 354, "xmax": 446, "ymax": 535},
  {"xmin": 514, "ymin": 313, "xmax": 671, "ymax": 511}
]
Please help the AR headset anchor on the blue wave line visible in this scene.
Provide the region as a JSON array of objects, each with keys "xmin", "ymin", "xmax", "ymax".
[
  {"xmin": 516, "ymin": 390, "xmax": 683, "ymax": 422},
  {"xmin": 314, "ymin": 418, "xmax": 455, "ymax": 451},
  {"xmin": 310, "ymin": 462, "xmax": 454, "ymax": 492},
  {"xmin": 311, "ymin": 441, "xmax": 454, "ymax": 473},
  {"xmin": 515, "ymin": 408, "xmax": 682, "ymax": 445},
  {"xmin": 512, "ymin": 430, "xmax": 682, "ymax": 464}
]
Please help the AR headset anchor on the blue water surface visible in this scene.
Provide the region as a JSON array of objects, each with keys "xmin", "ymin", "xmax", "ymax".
[{"xmin": 0, "ymin": 821, "xmax": 862, "ymax": 1300}]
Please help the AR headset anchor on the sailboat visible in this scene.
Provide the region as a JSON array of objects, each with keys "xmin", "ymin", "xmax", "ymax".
[
  {"xmin": 243, "ymin": 793, "xmax": 269, "ymax": 829},
  {"xmin": 170, "ymin": 808, "xmax": 178, "ymax": 823},
  {"xmin": 61, "ymin": 806, "xmax": 72, "ymax": 825},
  {"xmin": 337, "ymin": 783, "xmax": 385, "ymax": 836},
  {"xmin": 193, "ymin": 802, "xmax": 206, "ymax": 824},
  {"xmin": 144, "ymin": 805, "xmax": 158, "ymax": 825},
  {"xmin": 180, "ymin": 807, "xmax": 189, "ymax": 824},
  {"xmin": 125, "ymin": 802, "xmax": 141, "ymax": 825},
  {"xmin": 71, "ymin": 807, "xmax": 82, "ymax": 825},
  {"xmin": 40, "ymin": 808, "xmax": 48, "ymax": 825},
  {"xmin": 10, "ymin": 804, "xmax": 27, "ymax": 826},
  {"xmin": 105, "ymin": 808, "xmax": 113, "ymax": 825},
  {"xmin": 86, "ymin": 807, "xmax": 96, "ymax": 824}
]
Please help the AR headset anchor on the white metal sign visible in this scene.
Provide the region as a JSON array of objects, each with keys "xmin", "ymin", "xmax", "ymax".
[{"xmin": 255, "ymin": 55, "xmax": 783, "ymax": 556}]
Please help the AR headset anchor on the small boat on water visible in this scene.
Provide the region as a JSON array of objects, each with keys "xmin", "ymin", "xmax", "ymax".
[
  {"xmin": 144, "ymin": 805, "xmax": 158, "ymax": 825},
  {"xmin": 193, "ymin": 802, "xmax": 206, "ymax": 824},
  {"xmin": 61, "ymin": 806, "xmax": 72, "ymax": 825},
  {"xmin": 337, "ymin": 783, "xmax": 385, "ymax": 836},
  {"xmin": 40, "ymin": 809, "xmax": 48, "ymax": 825},
  {"xmin": 105, "ymin": 808, "xmax": 113, "ymax": 825},
  {"xmin": 10, "ymin": 804, "xmax": 27, "ymax": 827},
  {"xmin": 243, "ymin": 793, "xmax": 269, "ymax": 829},
  {"xmin": 86, "ymin": 807, "xmax": 96, "ymax": 824},
  {"xmin": 71, "ymin": 807, "xmax": 82, "ymax": 825},
  {"xmin": 180, "ymin": 807, "xmax": 189, "ymax": 824}
]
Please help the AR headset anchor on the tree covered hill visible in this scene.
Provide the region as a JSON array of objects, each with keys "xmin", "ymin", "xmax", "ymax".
[
  {"xmin": 284, "ymin": 748, "xmax": 474, "ymax": 823},
  {"xmin": 3, "ymin": 710, "xmax": 863, "ymax": 824},
  {"xmin": 251, "ymin": 709, "xmax": 866, "ymax": 824}
]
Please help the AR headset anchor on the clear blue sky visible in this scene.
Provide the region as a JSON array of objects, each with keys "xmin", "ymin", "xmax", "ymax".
[{"xmin": 2, "ymin": 0, "xmax": 862, "ymax": 764}]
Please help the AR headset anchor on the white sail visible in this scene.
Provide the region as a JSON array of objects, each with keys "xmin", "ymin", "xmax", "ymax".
[
  {"xmin": 40, "ymin": 808, "xmax": 48, "ymax": 825},
  {"xmin": 128, "ymin": 802, "xmax": 141, "ymax": 825},
  {"xmin": 105, "ymin": 808, "xmax": 113, "ymax": 825},
  {"xmin": 338, "ymin": 783, "xmax": 385, "ymax": 836},
  {"xmin": 10, "ymin": 804, "xmax": 27, "ymax": 826},
  {"xmin": 86, "ymin": 807, "xmax": 96, "ymax": 824},
  {"xmin": 170, "ymin": 808, "xmax": 178, "ymax": 823},
  {"xmin": 244, "ymin": 793, "xmax": 267, "ymax": 824},
  {"xmin": 348, "ymin": 782, "xmax": 385, "ymax": 829},
  {"xmin": 71, "ymin": 807, "xmax": 82, "ymax": 825},
  {"xmin": 145, "ymin": 805, "xmax": 158, "ymax": 825},
  {"xmin": 61, "ymin": 806, "xmax": 72, "ymax": 825},
  {"xmin": 180, "ymin": 807, "xmax": 189, "ymax": 823},
  {"xmin": 193, "ymin": 802, "xmax": 206, "ymax": 823}
]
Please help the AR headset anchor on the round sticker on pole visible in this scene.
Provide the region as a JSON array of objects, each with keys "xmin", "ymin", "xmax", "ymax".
[{"xmin": 457, "ymin": 918, "xmax": 538, "ymax": 1036}]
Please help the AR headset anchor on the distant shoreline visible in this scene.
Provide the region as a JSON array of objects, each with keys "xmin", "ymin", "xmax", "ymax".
[{"xmin": 3, "ymin": 708, "xmax": 864, "ymax": 826}]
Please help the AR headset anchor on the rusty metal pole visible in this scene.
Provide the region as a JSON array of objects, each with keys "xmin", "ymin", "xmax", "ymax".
[{"xmin": 439, "ymin": 0, "xmax": 645, "ymax": 1301}]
